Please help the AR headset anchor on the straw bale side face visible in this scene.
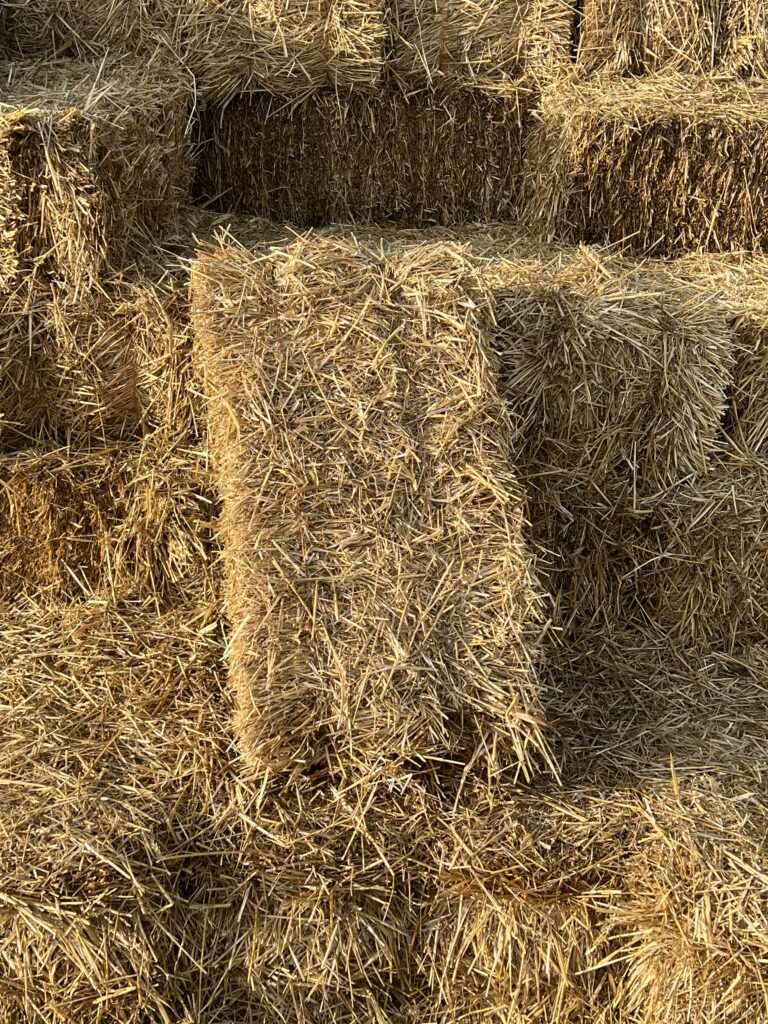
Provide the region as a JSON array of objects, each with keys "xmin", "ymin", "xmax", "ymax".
[
  {"xmin": 0, "ymin": 600, "xmax": 247, "ymax": 1024},
  {"xmin": 422, "ymin": 779, "xmax": 768, "ymax": 1024},
  {"xmin": 526, "ymin": 78, "xmax": 768, "ymax": 255},
  {"xmin": 649, "ymin": 457, "xmax": 768, "ymax": 653},
  {"xmin": 0, "ymin": 294, "xmax": 53, "ymax": 451},
  {"xmin": 195, "ymin": 84, "xmax": 532, "ymax": 226},
  {"xmin": 388, "ymin": 0, "xmax": 574, "ymax": 86},
  {"xmin": 0, "ymin": 61, "xmax": 191, "ymax": 292},
  {"xmin": 0, "ymin": 441, "xmax": 216, "ymax": 607},
  {"xmin": 186, "ymin": 0, "xmax": 386, "ymax": 99},
  {"xmin": 192, "ymin": 233, "xmax": 551, "ymax": 777},
  {"xmin": 578, "ymin": 0, "xmax": 768, "ymax": 76}
]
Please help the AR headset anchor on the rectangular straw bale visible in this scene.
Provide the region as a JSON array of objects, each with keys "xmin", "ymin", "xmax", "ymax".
[
  {"xmin": 424, "ymin": 777, "xmax": 768, "ymax": 1024},
  {"xmin": 549, "ymin": 629, "xmax": 768, "ymax": 784},
  {"xmin": 192, "ymin": 231, "xmax": 552, "ymax": 778},
  {"xmin": 0, "ymin": 440, "xmax": 215, "ymax": 608},
  {"xmin": 388, "ymin": 0, "xmax": 574, "ymax": 87},
  {"xmin": 577, "ymin": 0, "xmax": 768, "ymax": 76},
  {"xmin": 649, "ymin": 455, "xmax": 767, "ymax": 653},
  {"xmin": 5, "ymin": 0, "xmax": 386, "ymax": 98},
  {"xmin": 185, "ymin": 0, "xmax": 386, "ymax": 99},
  {"xmin": 526, "ymin": 76, "xmax": 768, "ymax": 255},
  {"xmin": 493, "ymin": 247, "xmax": 733, "ymax": 492},
  {"xmin": 0, "ymin": 58, "xmax": 191, "ymax": 296},
  {"xmin": 195, "ymin": 83, "xmax": 533, "ymax": 226},
  {"xmin": 0, "ymin": 599, "xmax": 235, "ymax": 1024}
]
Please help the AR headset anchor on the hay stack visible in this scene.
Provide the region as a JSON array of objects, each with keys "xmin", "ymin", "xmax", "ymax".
[
  {"xmin": 192, "ymin": 231, "xmax": 552, "ymax": 778},
  {"xmin": 0, "ymin": 58, "xmax": 191, "ymax": 297},
  {"xmin": 577, "ymin": 0, "xmax": 768, "ymax": 76},
  {"xmin": 195, "ymin": 83, "xmax": 533, "ymax": 226},
  {"xmin": 0, "ymin": 440, "xmax": 216, "ymax": 608},
  {"xmin": 389, "ymin": 0, "xmax": 574, "ymax": 86},
  {"xmin": 526, "ymin": 75, "xmax": 768, "ymax": 254}
]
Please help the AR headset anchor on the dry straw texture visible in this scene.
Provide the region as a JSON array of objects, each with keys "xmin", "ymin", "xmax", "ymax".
[
  {"xmin": 3, "ymin": 0, "xmax": 572, "ymax": 98},
  {"xmin": 577, "ymin": 0, "xmax": 768, "ymax": 76},
  {"xmin": 526, "ymin": 75, "xmax": 768, "ymax": 254},
  {"xmin": 389, "ymin": 0, "xmax": 574, "ymax": 86},
  {"xmin": 192, "ymin": 231, "xmax": 552, "ymax": 778},
  {"xmin": 195, "ymin": 83, "xmax": 532, "ymax": 226}
]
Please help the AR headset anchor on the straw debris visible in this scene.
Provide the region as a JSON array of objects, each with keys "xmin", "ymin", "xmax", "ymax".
[
  {"xmin": 195, "ymin": 83, "xmax": 533, "ymax": 226},
  {"xmin": 526, "ymin": 75, "xmax": 768, "ymax": 254},
  {"xmin": 192, "ymin": 232, "xmax": 552, "ymax": 778}
]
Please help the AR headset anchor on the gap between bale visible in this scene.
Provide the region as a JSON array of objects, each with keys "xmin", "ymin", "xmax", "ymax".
[{"xmin": 192, "ymin": 230, "xmax": 554, "ymax": 780}]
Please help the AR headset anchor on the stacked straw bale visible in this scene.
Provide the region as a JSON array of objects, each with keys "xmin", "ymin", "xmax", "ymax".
[
  {"xmin": 0, "ymin": 439, "xmax": 216, "ymax": 608},
  {"xmin": 195, "ymin": 83, "xmax": 533, "ymax": 225},
  {"xmin": 192, "ymin": 232, "xmax": 552, "ymax": 778},
  {"xmin": 388, "ymin": 0, "xmax": 574, "ymax": 86},
  {"xmin": 492, "ymin": 246, "xmax": 733, "ymax": 630},
  {"xmin": 525, "ymin": 75, "xmax": 768, "ymax": 254},
  {"xmin": 0, "ymin": 59, "xmax": 191, "ymax": 296},
  {"xmin": 577, "ymin": 0, "xmax": 768, "ymax": 76},
  {"xmin": 422, "ymin": 776, "xmax": 768, "ymax": 1024}
]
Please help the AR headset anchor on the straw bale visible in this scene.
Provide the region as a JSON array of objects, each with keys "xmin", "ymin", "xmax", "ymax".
[
  {"xmin": 649, "ymin": 455, "xmax": 768, "ymax": 653},
  {"xmin": 0, "ymin": 440, "xmax": 216, "ymax": 608},
  {"xmin": 5, "ymin": 0, "xmax": 386, "ymax": 98},
  {"xmin": 0, "ymin": 292, "xmax": 53, "ymax": 451},
  {"xmin": 0, "ymin": 58, "xmax": 191, "ymax": 296},
  {"xmin": 195, "ymin": 82, "xmax": 533, "ymax": 226},
  {"xmin": 549, "ymin": 630, "xmax": 768, "ymax": 785},
  {"xmin": 389, "ymin": 0, "xmax": 574, "ymax": 86},
  {"xmin": 192, "ymin": 232, "xmax": 552, "ymax": 778},
  {"xmin": 186, "ymin": 0, "xmax": 386, "ymax": 99},
  {"xmin": 423, "ymin": 776, "xmax": 768, "ymax": 1024},
  {"xmin": 577, "ymin": 0, "xmax": 768, "ymax": 76},
  {"xmin": 526, "ymin": 75, "xmax": 768, "ymax": 255},
  {"xmin": 494, "ymin": 247, "xmax": 732, "ymax": 491}
]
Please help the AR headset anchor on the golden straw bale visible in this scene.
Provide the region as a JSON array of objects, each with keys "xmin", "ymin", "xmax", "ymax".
[
  {"xmin": 0, "ymin": 58, "xmax": 191, "ymax": 297},
  {"xmin": 578, "ymin": 0, "xmax": 768, "ymax": 76},
  {"xmin": 526, "ymin": 75, "xmax": 768, "ymax": 255},
  {"xmin": 549, "ymin": 630, "xmax": 768, "ymax": 785},
  {"xmin": 0, "ymin": 440, "xmax": 216, "ymax": 608},
  {"xmin": 192, "ymin": 232, "xmax": 552, "ymax": 778},
  {"xmin": 0, "ymin": 599, "xmax": 256, "ymax": 1024},
  {"xmin": 423, "ymin": 776, "xmax": 768, "ymax": 1024},
  {"xmin": 6, "ymin": 0, "xmax": 386, "ymax": 98},
  {"xmin": 649, "ymin": 455, "xmax": 767, "ymax": 654},
  {"xmin": 0, "ymin": 291, "xmax": 53, "ymax": 451},
  {"xmin": 194, "ymin": 82, "xmax": 533, "ymax": 226},
  {"xmin": 494, "ymin": 247, "xmax": 732, "ymax": 491},
  {"xmin": 186, "ymin": 0, "xmax": 386, "ymax": 99},
  {"xmin": 389, "ymin": 0, "xmax": 574, "ymax": 87}
]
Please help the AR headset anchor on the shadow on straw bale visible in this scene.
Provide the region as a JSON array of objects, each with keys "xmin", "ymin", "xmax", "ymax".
[
  {"xmin": 525, "ymin": 75, "xmax": 768, "ymax": 255},
  {"xmin": 194, "ymin": 82, "xmax": 534, "ymax": 226}
]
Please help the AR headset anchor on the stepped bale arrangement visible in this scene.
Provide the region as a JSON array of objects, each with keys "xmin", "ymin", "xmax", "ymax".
[
  {"xmin": 1, "ymin": 0, "xmax": 768, "ymax": 1019},
  {"xmin": 527, "ymin": 75, "xmax": 768, "ymax": 254},
  {"xmin": 195, "ymin": 83, "xmax": 533, "ymax": 225},
  {"xmin": 192, "ymin": 232, "xmax": 552, "ymax": 777},
  {"xmin": 577, "ymin": 0, "xmax": 768, "ymax": 76}
]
